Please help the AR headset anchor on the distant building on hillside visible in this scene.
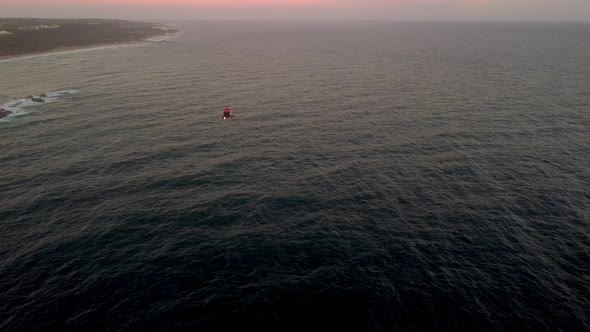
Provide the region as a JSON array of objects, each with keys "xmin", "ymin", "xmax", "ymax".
[{"xmin": 18, "ymin": 25, "xmax": 60, "ymax": 31}]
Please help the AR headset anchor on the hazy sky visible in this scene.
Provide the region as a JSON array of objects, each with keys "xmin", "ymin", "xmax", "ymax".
[{"xmin": 2, "ymin": 0, "xmax": 590, "ymax": 22}]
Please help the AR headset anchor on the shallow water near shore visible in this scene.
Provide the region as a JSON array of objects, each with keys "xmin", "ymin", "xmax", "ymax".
[{"xmin": 1, "ymin": 21, "xmax": 589, "ymax": 331}]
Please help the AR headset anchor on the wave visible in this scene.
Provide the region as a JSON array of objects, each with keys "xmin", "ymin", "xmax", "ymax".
[
  {"xmin": 0, "ymin": 33, "xmax": 180, "ymax": 65},
  {"xmin": 0, "ymin": 90, "xmax": 81, "ymax": 122},
  {"xmin": 145, "ymin": 32, "xmax": 181, "ymax": 43}
]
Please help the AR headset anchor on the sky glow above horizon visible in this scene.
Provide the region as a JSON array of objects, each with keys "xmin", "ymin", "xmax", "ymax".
[{"xmin": 2, "ymin": 0, "xmax": 589, "ymax": 21}]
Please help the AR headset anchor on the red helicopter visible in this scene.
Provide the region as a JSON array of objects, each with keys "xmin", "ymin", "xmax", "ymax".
[{"xmin": 222, "ymin": 100, "xmax": 236, "ymax": 120}]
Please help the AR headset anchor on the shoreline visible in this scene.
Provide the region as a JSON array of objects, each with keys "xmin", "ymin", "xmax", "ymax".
[{"xmin": 0, "ymin": 32, "xmax": 178, "ymax": 63}]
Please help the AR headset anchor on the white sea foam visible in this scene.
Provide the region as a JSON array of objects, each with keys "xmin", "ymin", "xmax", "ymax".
[
  {"xmin": 0, "ymin": 43, "xmax": 143, "ymax": 64},
  {"xmin": 146, "ymin": 32, "xmax": 181, "ymax": 43},
  {"xmin": 0, "ymin": 89, "xmax": 81, "ymax": 122}
]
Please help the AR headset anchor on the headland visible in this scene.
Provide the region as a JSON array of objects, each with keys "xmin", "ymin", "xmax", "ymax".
[{"xmin": 0, "ymin": 18, "xmax": 176, "ymax": 59}]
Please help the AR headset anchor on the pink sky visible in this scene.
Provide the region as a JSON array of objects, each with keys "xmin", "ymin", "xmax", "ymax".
[
  {"xmin": 2, "ymin": 0, "xmax": 491, "ymax": 8},
  {"xmin": 2, "ymin": 0, "xmax": 589, "ymax": 21}
]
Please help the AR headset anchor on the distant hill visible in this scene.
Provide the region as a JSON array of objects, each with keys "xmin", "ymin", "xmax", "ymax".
[{"xmin": 0, "ymin": 18, "xmax": 176, "ymax": 57}]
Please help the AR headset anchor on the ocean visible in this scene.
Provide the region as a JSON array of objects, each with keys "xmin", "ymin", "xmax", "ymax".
[{"xmin": 1, "ymin": 21, "xmax": 589, "ymax": 331}]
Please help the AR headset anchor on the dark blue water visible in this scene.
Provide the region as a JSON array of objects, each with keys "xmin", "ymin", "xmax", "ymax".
[{"xmin": 1, "ymin": 22, "xmax": 589, "ymax": 331}]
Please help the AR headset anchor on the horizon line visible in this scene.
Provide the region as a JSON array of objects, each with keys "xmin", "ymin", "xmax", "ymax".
[{"xmin": 2, "ymin": 17, "xmax": 590, "ymax": 24}]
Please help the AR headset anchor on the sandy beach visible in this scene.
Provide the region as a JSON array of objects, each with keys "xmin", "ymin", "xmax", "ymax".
[{"xmin": 0, "ymin": 33, "xmax": 178, "ymax": 63}]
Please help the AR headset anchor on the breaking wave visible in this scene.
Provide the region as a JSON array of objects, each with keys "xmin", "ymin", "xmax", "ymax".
[{"xmin": 0, "ymin": 90, "xmax": 81, "ymax": 122}]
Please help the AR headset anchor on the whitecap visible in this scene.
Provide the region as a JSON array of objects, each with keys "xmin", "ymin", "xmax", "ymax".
[{"xmin": 0, "ymin": 89, "xmax": 82, "ymax": 122}]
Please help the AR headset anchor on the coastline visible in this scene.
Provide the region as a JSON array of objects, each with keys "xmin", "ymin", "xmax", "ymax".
[{"xmin": 0, "ymin": 32, "xmax": 178, "ymax": 63}]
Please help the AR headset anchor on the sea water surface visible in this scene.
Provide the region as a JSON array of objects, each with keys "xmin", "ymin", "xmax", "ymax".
[{"xmin": 1, "ymin": 22, "xmax": 589, "ymax": 331}]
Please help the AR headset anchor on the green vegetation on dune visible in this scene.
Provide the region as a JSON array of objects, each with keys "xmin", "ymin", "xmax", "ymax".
[{"xmin": 0, "ymin": 18, "xmax": 176, "ymax": 57}]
